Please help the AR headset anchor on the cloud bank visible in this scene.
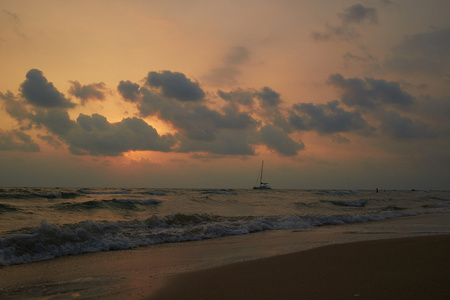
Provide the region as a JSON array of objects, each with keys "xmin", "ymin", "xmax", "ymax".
[{"xmin": 1, "ymin": 68, "xmax": 448, "ymax": 159}]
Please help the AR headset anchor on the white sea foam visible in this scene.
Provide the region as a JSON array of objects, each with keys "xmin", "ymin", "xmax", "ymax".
[{"xmin": 0, "ymin": 211, "xmax": 424, "ymax": 267}]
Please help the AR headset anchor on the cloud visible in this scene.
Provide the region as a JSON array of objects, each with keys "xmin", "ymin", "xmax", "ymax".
[
  {"xmin": 20, "ymin": 69, "xmax": 75, "ymax": 108},
  {"xmin": 118, "ymin": 80, "xmax": 140, "ymax": 102},
  {"xmin": 217, "ymin": 88, "xmax": 255, "ymax": 106},
  {"xmin": 65, "ymin": 115, "xmax": 176, "ymax": 156},
  {"xmin": 385, "ymin": 28, "xmax": 450, "ymax": 77},
  {"xmin": 0, "ymin": 129, "xmax": 39, "ymax": 152},
  {"xmin": 177, "ymin": 130, "xmax": 256, "ymax": 156},
  {"xmin": 289, "ymin": 100, "xmax": 374, "ymax": 136},
  {"xmin": 203, "ymin": 46, "xmax": 251, "ymax": 86},
  {"xmin": 338, "ymin": 4, "xmax": 378, "ymax": 25},
  {"xmin": 225, "ymin": 46, "xmax": 250, "ymax": 65},
  {"xmin": 31, "ymin": 108, "xmax": 76, "ymax": 135},
  {"xmin": 379, "ymin": 110, "xmax": 439, "ymax": 139},
  {"xmin": 68, "ymin": 81, "xmax": 107, "ymax": 104},
  {"xmin": 139, "ymin": 87, "xmax": 257, "ymax": 142},
  {"xmin": 328, "ymin": 73, "xmax": 447, "ymax": 140},
  {"xmin": 327, "ymin": 73, "xmax": 414, "ymax": 110},
  {"xmin": 311, "ymin": 4, "xmax": 378, "ymax": 42},
  {"xmin": 255, "ymin": 86, "xmax": 282, "ymax": 108},
  {"xmin": 0, "ymin": 91, "xmax": 31, "ymax": 123},
  {"xmin": 147, "ymin": 70, "xmax": 205, "ymax": 102},
  {"xmin": 259, "ymin": 124, "xmax": 304, "ymax": 156}
]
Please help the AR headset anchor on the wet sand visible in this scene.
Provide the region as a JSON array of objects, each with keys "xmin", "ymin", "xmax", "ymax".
[
  {"xmin": 150, "ymin": 234, "xmax": 450, "ymax": 299},
  {"xmin": 1, "ymin": 214, "xmax": 450, "ymax": 299}
]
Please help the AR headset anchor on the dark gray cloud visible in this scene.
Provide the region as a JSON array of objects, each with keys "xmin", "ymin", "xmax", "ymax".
[
  {"xmin": 11, "ymin": 68, "xmax": 448, "ymax": 160},
  {"xmin": 328, "ymin": 73, "xmax": 414, "ymax": 110},
  {"xmin": 339, "ymin": 4, "xmax": 378, "ymax": 25},
  {"xmin": 328, "ymin": 73, "xmax": 447, "ymax": 140},
  {"xmin": 31, "ymin": 109, "xmax": 76, "ymax": 135},
  {"xmin": 177, "ymin": 130, "xmax": 256, "ymax": 156},
  {"xmin": 0, "ymin": 91, "xmax": 31, "ymax": 123},
  {"xmin": 385, "ymin": 28, "xmax": 450, "ymax": 77},
  {"xmin": 379, "ymin": 110, "xmax": 439, "ymax": 139},
  {"xmin": 65, "ymin": 115, "xmax": 176, "ymax": 156},
  {"xmin": 2, "ymin": 74, "xmax": 176, "ymax": 156},
  {"xmin": 217, "ymin": 88, "xmax": 255, "ymax": 106},
  {"xmin": 20, "ymin": 69, "xmax": 75, "ymax": 108},
  {"xmin": 0, "ymin": 130, "xmax": 39, "ymax": 152},
  {"xmin": 259, "ymin": 124, "xmax": 304, "ymax": 156},
  {"xmin": 311, "ymin": 4, "xmax": 378, "ymax": 42},
  {"xmin": 139, "ymin": 87, "xmax": 257, "ymax": 142},
  {"xmin": 118, "ymin": 80, "xmax": 140, "ymax": 102},
  {"xmin": 147, "ymin": 70, "xmax": 205, "ymax": 102},
  {"xmin": 255, "ymin": 87, "xmax": 282, "ymax": 108},
  {"xmin": 289, "ymin": 100, "xmax": 374, "ymax": 136},
  {"xmin": 68, "ymin": 81, "xmax": 107, "ymax": 104}
]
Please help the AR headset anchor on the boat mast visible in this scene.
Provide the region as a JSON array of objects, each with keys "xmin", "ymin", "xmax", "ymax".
[{"xmin": 260, "ymin": 160, "xmax": 264, "ymax": 185}]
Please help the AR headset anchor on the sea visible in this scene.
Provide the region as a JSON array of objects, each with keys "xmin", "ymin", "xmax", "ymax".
[{"xmin": 1, "ymin": 187, "xmax": 450, "ymax": 267}]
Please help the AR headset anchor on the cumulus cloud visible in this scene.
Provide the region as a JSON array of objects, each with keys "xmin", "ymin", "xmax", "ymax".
[
  {"xmin": 328, "ymin": 73, "xmax": 414, "ymax": 110},
  {"xmin": 118, "ymin": 80, "xmax": 140, "ymax": 102},
  {"xmin": 259, "ymin": 124, "xmax": 304, "ymax": 156},
  {"xmin": 289, "ymin": 100, "xmax": 374, "ymax": 136},
  {"xmin": 20, "ymin": 69, "xmax": 75, "ymax": 108},
  {"xmin": 147, "ymin": 70, "xmax": 205, "ymax": 102},
  {"xmin": 311, "ymin": 4, "xmax": 378, "ymax": 42},
  {"xmin": 385, "ymin": 28, "xmax": 450, "ymax": 77},
  {"xmin": 0, "ymin": 129, "xmax": 39, "ymax": 152},
  {"xmin": 255, "ymin": 86, "xmax": 282, "ymax": 108},
  {"xmin": 6, "ymin": 68, "xmax": 447, "ymax": 160},
  {"xmin": 138, "ymin": 87, "xmax": 257, "ymax": 142},
  {"xmin": 65, "ymin": 115, "xmax": 176, "ymax": 156},
  {"xmin": 328, "ymin": 73, "xmax": 447, "ymax": 140},
  {"xmin": 68, "ymin": 81, "xmax": 107, "ymax": 104}
]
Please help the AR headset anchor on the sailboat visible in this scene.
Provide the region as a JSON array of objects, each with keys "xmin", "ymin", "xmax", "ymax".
[{"xmin": 253, "ymin": 160, "xmax": 272, "ymax": 189}]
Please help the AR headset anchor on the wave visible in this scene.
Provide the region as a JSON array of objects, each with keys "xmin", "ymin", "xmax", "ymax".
[
  {"xmin": 201, "ymin": 189, "xmax": 238, "ymax": 195},
  {"xmin": 317, "ymin": 190, "xmax": 359, "ymax": 195},
  {"xmin": 0, "ymin": 203, "xmax": 19, "ymax": 213},
  {"xmin": 78, "ymin": 189, "xmax": 131, "ymax": 195},
  {"xmin": 0, "ymin": 210, "xmax": 424, "ymax": 266},
  {"xmin": 53, "ymin": 199, "xmax": 162, "ymax": 212},
  {"xmin": 0, "ymin": 190, "xmax": 80, "ymax": 199},
  {"xmin": 325, "ymin": 199, "xmax": 367, "ymax": 207},
  {"xmin": 139, "ymin": 191, "xmax": 167, "ymax": 196}
]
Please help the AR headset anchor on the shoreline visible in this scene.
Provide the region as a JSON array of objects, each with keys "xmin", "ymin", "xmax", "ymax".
[{"xmin": 1, "ymin": 214, "xmax": 450, "ymax": 299}]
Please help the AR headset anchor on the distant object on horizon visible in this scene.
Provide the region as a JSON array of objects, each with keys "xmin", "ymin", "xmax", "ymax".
[{"xmin": 253, "ymin": 160, "xmax": 272, "ymax": 190}]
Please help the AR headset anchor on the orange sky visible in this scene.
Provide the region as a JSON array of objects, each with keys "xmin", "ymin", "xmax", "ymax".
[{"xmin": 1, "ymin": 0, "xmax": 449, "ymax": 189}]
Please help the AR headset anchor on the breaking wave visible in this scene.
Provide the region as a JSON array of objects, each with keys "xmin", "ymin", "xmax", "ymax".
[{"xmin": 0, "ymin": 210, "xmax": 423, "ymax": 266}]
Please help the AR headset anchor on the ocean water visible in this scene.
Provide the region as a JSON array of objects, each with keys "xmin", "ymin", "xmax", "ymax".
[{"xmin": 1, "ymin": 187, "xmax": 450, "ymax": 267}]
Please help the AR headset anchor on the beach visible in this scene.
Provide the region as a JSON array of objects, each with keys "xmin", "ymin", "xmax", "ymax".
[
  {"xmin": 1, "ymin": 213, "xmax": 450, "ymax": 299},
  {"xmin": 151, "ymin": 234, "xmax": 450, "ymax": 300}
]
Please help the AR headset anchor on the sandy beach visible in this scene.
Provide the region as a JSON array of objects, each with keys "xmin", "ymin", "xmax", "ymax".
[
  {"xmin": 151, "ymin": 234, "xmax": 450, "ymax": 299},
  {"xmin": 1, "ymin": 214, "xmax": 450, "ymax": 299}
]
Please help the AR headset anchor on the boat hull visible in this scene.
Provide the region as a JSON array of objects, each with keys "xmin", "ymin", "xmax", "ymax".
[{"xmin": 253, "ymin": 186, "xmax": 272, "ymax": 190}]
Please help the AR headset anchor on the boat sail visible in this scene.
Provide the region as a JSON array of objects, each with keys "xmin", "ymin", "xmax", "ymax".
[{"xmin": 253, "ymin": 160, "xmax": 272, "ymax": 189}]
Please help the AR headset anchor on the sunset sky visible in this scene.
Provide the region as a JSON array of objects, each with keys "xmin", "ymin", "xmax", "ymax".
[{"xmin": 1, "ymin": 0, "xmax": 449, "ymax": 189}]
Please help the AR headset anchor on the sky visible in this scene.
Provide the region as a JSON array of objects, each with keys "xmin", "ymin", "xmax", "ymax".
[{"xmin": 0, "ymin": 0, "xmax": 449, "ymax": 189}]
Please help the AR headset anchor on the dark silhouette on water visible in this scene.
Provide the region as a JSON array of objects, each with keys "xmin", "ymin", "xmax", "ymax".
[{"xmin": 253, "ymin": 161, "xmax": 271, "ymax": 190}]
